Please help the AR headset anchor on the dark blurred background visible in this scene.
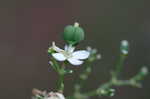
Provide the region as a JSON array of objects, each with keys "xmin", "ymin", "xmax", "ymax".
[{"xmin": 0, "ymin": 0, "xmax": 150, "ymax": 99}]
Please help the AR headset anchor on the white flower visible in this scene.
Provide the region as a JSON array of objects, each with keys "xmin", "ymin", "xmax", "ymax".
[
  {"xmin": 51, "ymin": 42, "xmax": 90, "ymax": 66},
  {"xmin": 121, "ymin": 40, "xmax": 128, "ymax": 47},
  {"xmin": 45, "ymin": 92, "xmax": 65, "ymax": 99},
  {"xmin": 121, "ymin": 40, "xmax": 129, "ymax": 55},
  {"xmin": 141, "ymin": 66, "xmax": 148, "ymax": 75},
  {"xmin": 32, "ymin": 89, "xmax": 65, "ymax": 99}
]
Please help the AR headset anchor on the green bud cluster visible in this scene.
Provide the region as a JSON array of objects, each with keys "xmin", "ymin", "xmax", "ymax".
[
  {"xmin": 63, "ymin": 22, "xmax": 85, "ymax": 45},
  {"xmin": 86, "ymin": 47, "xmax": 101, "ymax": 62},
  {"xmin": 79, "ymin": 67, "xmax": 92, "ymax": 80}
]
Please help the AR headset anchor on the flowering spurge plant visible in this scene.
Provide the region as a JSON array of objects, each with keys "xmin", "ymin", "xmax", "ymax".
[{"xmin": 32, "ymin": 22, "xmax": 149, "ymax": 99}]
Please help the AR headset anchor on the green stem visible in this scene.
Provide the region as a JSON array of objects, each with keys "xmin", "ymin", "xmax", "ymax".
[
  {"xmin": 84, "ymin": 81, "xmax": 113, "ymax": 97},
  {"xmin": 57, "ymin": 63, "xmax": 66, "ymax": 92},
  {"xmin": 79, "ymin": 65, "xmax": 92, "ymax": 87},
  {"xmin": 114, "ymin": 54, "xmax": 126, "ymax": 78},
  {"xmin": 84, "ymin": 79, "xmax": 137, "ymax": 97},
  {"xmin": 57, "ymin": 73, "xmax": 65, "ymax": 92},
  {"xmin": 50, "ymin": 58, "xmax": 66, "ymax": 92}
]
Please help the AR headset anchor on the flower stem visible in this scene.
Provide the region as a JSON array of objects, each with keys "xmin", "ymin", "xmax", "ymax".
[
  {"xmin": 50, "ymin": 58, "xmax": 65, "ymax": 93},
  {"xmin": 79, "ymin": 63, "xmax": 92, "ymax": 87},
  {"xmin": 84, "ymin": 81, "xmax": 113, "ymax": 97},
  {"xmin": 57, "ymin": 63, "xmax": 66, "ymax": 93},
  {"xmin": 113, "ymin": 54, "xmax": 127, "ymax": 78},
  {"xmin": 84, "ymin": 78, "xmax": 139, "ymax": 97},
  {"xmin": 57, "ymin": 73, "xmax": 65, "ymax": 92}
]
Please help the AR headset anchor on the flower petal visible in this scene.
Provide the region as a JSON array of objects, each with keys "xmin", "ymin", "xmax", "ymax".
[
  {"xmin": 52, "ymin": 42, "xmax": 64, "ymax": 52},
  {"xmin": 72, "ymin": 50, "xmax": 90, "ymax": 60},
  {"xmin": 52, "ymin": 53, "xmax": 66, "ymax": 61},
  {"xmin": 68, "ymin": 58, "xmax": 83, "ymax": 65},
  {"xmin": 64, "ymin": 45, "xmax": 68, "ymax": 51},
  {"xmin": 64, "ymin": 45, "xmax": 75, "ymax": 53}
]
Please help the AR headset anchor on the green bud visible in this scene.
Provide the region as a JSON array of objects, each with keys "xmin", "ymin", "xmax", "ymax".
[
  {"xmin": 64, "ymin": 69, "xmax": 73, "ymax": 74},
  {"xmin": 48, "ymin": 48, "xmax": 52, "ymax": 53},
  {"xmin": 80, "ymin": 74, "xmax": 88, "ymax": 80},
  {"xmin": 86, "ymin": 67, "xmax": 92, "ymax": 73},
  {"xmin": 98, "ymin": 89, "xmax": 115, "ymax": 97},
  {"xmin": 108, "ymin": 89, "xmax": 115, "ymax": 97},
  {"xmin": 132, "ymin": 66, "xmax": 148, "ymax": 81},
  {"xmin": 63, "ymin": 22, "xmax": 85, "ymax": 45},
  {"xmin": 47, "ymin": 47, "xmax": 55, "ymax": 54},
  {"xmin": 141, "ymin": 66, "xmax": 149, "ymax": 75},
  {"xmin": 120, "ymin": 40, "xmax": 129, "ymax": 55},
  {"xmin": 74, "ymin": 84, "xmax": 81, "ymax": 91}
]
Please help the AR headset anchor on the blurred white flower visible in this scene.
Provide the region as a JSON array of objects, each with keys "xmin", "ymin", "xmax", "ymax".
[
  {"xmin": 32, "ymin": 89, "xmax": 65, "ymax": 99},
  {"xmin": 121, "ymin": 40, "xmax": 129, "ymax": 55},
  {"xmin": 96, "ymin": 54, "xmax": 101, "ymax": 60},
  {"xmin": 121, "ymin": 40, "xmax": 128, "ymax": 47},
  {"xmin": 141, "ymin": 66, "xmax": 148, "ymax": 75},
  {"xmin": 45, "ymin": 92, "xmax": 65, "ymax": 99},
  {"xmin": 86, "ymin": 46, "xmax": 92, "ymax": 51},
  {"xmin": 51, "ymin": 42, "xmax": 90, "ymax": 66}
]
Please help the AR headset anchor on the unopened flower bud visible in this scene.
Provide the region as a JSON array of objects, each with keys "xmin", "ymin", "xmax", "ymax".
[
  {"xmin": 120, "ymin": 40, "xmax": 129, "ymax": 55},
  {"xmin": 96, "ymin": 54, "xmax": 101, "ymax": 60},
  {"xmin": 86, "ymin": 46, "xmax": 92, "ymax": 52},
  {"xmin": 132, "ymin": 66, "xmax": 148, "ymax": 82},
  {"xmin": 49, "ymin": 61, "xmax": 53, "ymax": 66},
  {"xmin": 141, "ymin": 66, "xmax": 148, "ymax": 76},
  {"xmin": 63, "ymin": 22, "xmax": 85, "ymax": 45}
]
